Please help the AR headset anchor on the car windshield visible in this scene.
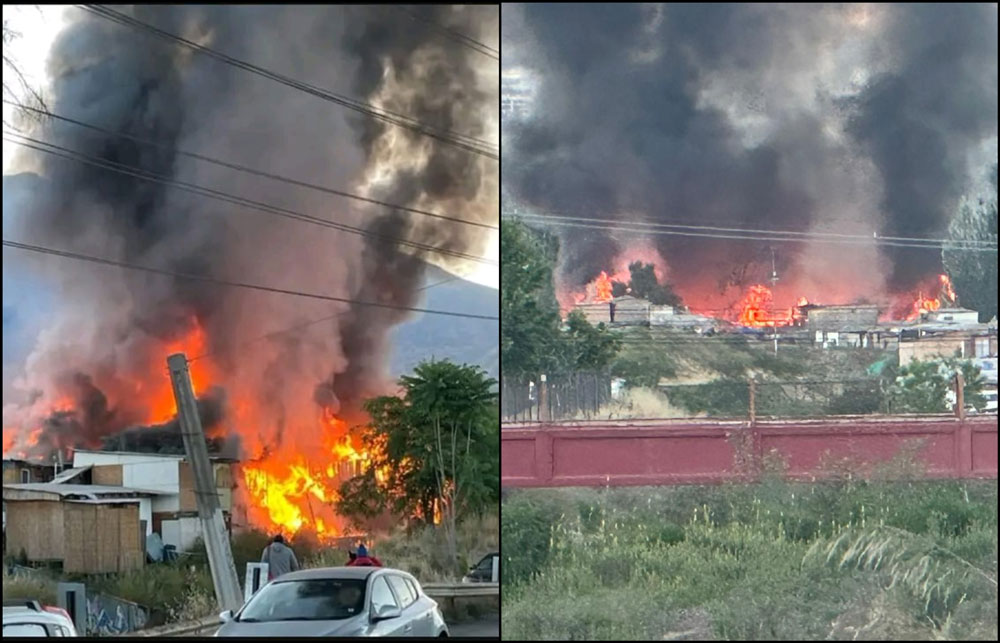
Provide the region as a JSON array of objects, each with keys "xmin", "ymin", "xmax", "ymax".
[{"xmin": 238, "ymin": 578, "xmax": 366, "ymax": 622}]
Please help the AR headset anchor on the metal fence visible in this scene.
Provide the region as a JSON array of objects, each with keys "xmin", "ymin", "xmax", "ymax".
[{"xmin": 501, "ymin": 372, "xmax": 613, "ymax": 422}]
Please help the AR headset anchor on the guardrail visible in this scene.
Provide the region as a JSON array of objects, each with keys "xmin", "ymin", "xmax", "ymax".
[{"xmin": 128, "ymin": 583, "xmax": 499, "ymax": 637}]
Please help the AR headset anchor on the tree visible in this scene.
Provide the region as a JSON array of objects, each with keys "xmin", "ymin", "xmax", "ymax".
[
  {"xmin": 501, "ymin": 219, "xmax": 622, "ymax": 375},
  {"xmin": 611, "ymin": 261, "xmax": 683, "ymax": 306},
  {"xmin": 943, "ymin": 165, "xmax": 998, "ymax": 322},
  {"xmin": 500, "ymin": 220, "xmax": 566, "ymax": 375},
  {"xmin": 3, "ymin": 12, "xmax": 48, "ymax": 130},
  {"xmin": 564, "ymin": 310, "xmax": 620, "ymax": 371},
  {"xmin": 889, "ymin": 357, "xmax": 987, "ymax": 413},
  {"xmin": 337, "ymin": 360, "xmax": 498, "ymax": 574}
]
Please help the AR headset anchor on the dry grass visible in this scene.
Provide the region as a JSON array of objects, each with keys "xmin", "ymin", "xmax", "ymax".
[{"xmin": 580, "ymin": 386, "xmax": 699, "ymax": 420}]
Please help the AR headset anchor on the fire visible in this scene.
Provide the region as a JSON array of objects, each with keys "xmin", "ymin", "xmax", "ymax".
[
  {"xmin": 594, "ymin": 271, "xmax": 614, "ymax": 302},
  {"xmin": 240, "ymin": 413, "xmax": 376, "ymax": 541},
  {"xmin": 905, "ymin": 273, "xmax": 955, "ymax": 321}
]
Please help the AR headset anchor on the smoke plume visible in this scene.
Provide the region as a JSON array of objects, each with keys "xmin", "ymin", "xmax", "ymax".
[
  {"xmin": 503, "ymin": 4, "xmax": 996, "ymax": 301},
  {"xmin": 3, "ymin": 5, "xmax": 498, "ymax": 458}
]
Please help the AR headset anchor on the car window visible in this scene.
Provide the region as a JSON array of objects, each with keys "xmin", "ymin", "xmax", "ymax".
[
  {"xmin": 370, "ymin": 576, "xmax": 399, "ymax": 614},
  {"xmin": 4, "ymin": 622, "xmax": 50, "ymax": 636},
  {"xmin": 476, "ymin": 556, "xmax": 494, "ymax": 573},
  {"xmin": 386, "ymin": 575, "xmax": 416, "ymax": 609},
  {"xmin": 405, "ymin": 578, "xmax": 420, "ymax": 599},
  {"xmin": 238, "ymin": 578, "xmax": 366, "ymax": 622}
]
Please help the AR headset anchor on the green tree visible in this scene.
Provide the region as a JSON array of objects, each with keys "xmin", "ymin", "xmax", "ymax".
[
  {"xmin": 501, "ymin": 220, "xmax": 565, "ymax": 375},
  {"xmin": 626, "ymin": 261, "xmax": 682, "ymax": 307},
  {"xmin": 337, "ymin": 360, "xmax": 499, "ymax": 574},
  {"xmin": 501, "ymin": 219, "xmax": 622, "ymax": 375},
  {"xmin": 942, "ymin": 165, "xmax": 998, "ymax": 322},
  {"xmin": 889, "ymin": 357, "xmax": 987, "ymax": 413},
  {"xmin": 564, "ymin": 310, "xmax": 620, "ymax": 371}
]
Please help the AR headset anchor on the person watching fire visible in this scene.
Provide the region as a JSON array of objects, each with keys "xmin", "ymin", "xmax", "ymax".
[
  {"xmin": 346, "ymin": 543, "xmax": 383, "ymax": 567},
  {"xmin": 261, "ymin": 533, "xmax": 300, "ymax": 580}
]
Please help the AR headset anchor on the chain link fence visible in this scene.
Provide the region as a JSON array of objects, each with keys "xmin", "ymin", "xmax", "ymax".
[{"xmin": 501, "ymin": 372, "xmax": 613, "ymax": 422}]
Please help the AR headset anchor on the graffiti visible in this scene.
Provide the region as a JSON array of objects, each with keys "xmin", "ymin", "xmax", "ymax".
[{"xmin": 85, "ymin": 593, "xmax": 149, "ymax": 636}]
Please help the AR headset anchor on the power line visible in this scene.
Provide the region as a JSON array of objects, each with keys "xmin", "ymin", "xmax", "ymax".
[
  {"xmin": 6, "ymin": 100, "xmax": 497, "ymax": 232},
  {"xmin": 507, "ymin": 210, "xmax": 997, "ymax": 247},
  {"xmin": 507, "ymin": 213, "xmax": 998, "ymax": 253},
  {"xmin": 77, "ymin": 4, "xmax": 498, "ymax": 160},
  {"xmin": 4, "ymin": 132, "xmax": 497, "ymax": 266},
  {"xmin": 393, "ymin": 6, "xmax": 499, "ymax": 60},
  {"xmin": 188, "ymin": 274, "xmax": 467, "ymax": 362},
  {"xmin": 2, "ymin": 239, "xmax": 500, "ymax": 321}
]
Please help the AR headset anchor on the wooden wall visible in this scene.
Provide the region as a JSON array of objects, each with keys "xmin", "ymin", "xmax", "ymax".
[
  {"xmin": 4, "ymin": 501, "xmax": 65, "ymax": 560},
  {"xmin": 63, "ymin": 503, "xmax": 144, "ymax": 574}
]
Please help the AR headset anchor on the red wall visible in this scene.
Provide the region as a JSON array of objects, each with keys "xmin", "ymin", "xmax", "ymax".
[{"xmin": 501, "ymin": 416, "xmax": 998, "ymax": 488}]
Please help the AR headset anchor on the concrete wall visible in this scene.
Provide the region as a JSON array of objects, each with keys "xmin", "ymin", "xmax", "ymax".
[
  {"xmin": 501, "ymin": 417, "xmax": 997, "ymax": 487},
  {"xmin": 899, "ymin": 337, "xmax": 968, "ymax": 366},
  {"xmin": 161, "ymin": 516, "xmax": 202, "ymax": 551}
]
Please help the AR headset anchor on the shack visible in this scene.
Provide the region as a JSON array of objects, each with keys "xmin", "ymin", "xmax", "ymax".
[{"xmin": 2, "ymin": 483, "xmax": 167, "ymax": 573}]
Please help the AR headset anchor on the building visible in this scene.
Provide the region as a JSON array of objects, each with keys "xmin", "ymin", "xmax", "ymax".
[
  {"xmin": 2, "ymin": 483, "xmax": 165, "ymax": 573},
  {"xmin": 573, "ymin": 296, "xmax": 709, "ymax": 329},
  {"xmin": 70, "ymin": 450, "xmax": 237, "ymax": 552},
  {"xmin": 897, "ymin": 313, "xmax": 998, "ymax": 369},
  {"xmin": 3, "ymin": 458, "xmax": 57, "ymax": 485},
  {"xmin": 501, "ymin": 68, "xmax": 534, "ymax": 122},
  {"xmin": 801, "ymin": 304, "xmax": 881, "ymax": 348}
]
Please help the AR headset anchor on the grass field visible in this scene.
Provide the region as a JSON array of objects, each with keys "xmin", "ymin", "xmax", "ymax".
[{"xmin": 502, "ymin": 474, "xmax": 998, "ymax": 640}]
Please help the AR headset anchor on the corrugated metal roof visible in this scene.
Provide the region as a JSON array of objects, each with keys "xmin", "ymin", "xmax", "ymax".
[
  {"xmin": 3, "ymin": 482, "xmax": 171, "ymax": 498},
  {"xmin": 51, "ymin": 465, "xmax": 91, "ymax": 484}
]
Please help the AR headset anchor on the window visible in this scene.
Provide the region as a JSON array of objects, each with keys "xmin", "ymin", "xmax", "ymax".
[
  {"xmin": 3, "ymin": 623, "xmax": 49, "ymax": 636},
  {"xmin": 405, "ymin": 578, "xmax": 420, "ymax": 600},
  {"xmin": 976, "ymin": 338, "xmax": 990, "ymax": 357},
  {"xmin": 20, "ymin": 469, "xmax": 30, "ymax": 483},
  {"xmin": 386, "ymin": 575, "xmax": 416, "ymax": 609},
  {"xmin": 237, "ymin": 578, "xmax": 367, "ymax": 622},
  {"xmin": 370, "ymin": 576, "xmax": 399, "ymax": 615}
]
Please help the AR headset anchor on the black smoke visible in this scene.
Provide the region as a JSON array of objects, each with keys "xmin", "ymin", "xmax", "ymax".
[
  {"xmin": 503, "ymin": 4, "xmax": 997, "ymax": 293},
  {"xmin": 4, "ymin": 5, "xmax": 497, "ymax": 456}
]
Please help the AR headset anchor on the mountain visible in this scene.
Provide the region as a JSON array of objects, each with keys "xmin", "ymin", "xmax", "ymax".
[{"xmin": 388, "ymin": 264, "xmax": 499, "ymax": 379}]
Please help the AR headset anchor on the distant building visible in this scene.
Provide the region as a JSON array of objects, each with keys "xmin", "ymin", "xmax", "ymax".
[
  {"xmin": 897, "ymin": 310, "xmax": 998, "ymax": 368},
  {"xmin": 501, "ymin": 68, "xmax": 534, "ymax": 122},
  {"xmin": 800, "ymin": 304, "xmax": 882, "ymax": 348}
]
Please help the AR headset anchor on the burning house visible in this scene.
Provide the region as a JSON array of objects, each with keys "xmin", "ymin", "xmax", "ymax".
[
  {"xmin": 2, "ymin": 6, "xmax": 498, "ymax": 542},
  {"xmin": 801, "ymin": 304, "xmax": 883, "ymax": 348}
]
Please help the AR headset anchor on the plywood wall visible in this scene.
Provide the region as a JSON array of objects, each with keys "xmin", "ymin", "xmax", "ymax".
[
  {"xmin": 4, "ymin": 501, "xmax": 65, "ymax": 560},
  {"xmin": 63, "ymin": 503, "xmax": 143, "ymax": 574},
  {"xmin": 92, "ymin": 464, "xmax": 124, "ymax": 486}
]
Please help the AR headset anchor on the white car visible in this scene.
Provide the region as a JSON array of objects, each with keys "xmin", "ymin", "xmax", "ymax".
[
  {"xmin": 215, "ymin": 567, "xmax": 449, "ymax": 637},
  {"xmin": 3, "ymin": 601, "xmax": 79, "ymax": 637}
]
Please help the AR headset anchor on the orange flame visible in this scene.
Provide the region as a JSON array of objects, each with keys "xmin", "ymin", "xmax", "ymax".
[
  {"xmin": 593, "ymin": 271, "xmax": 614, "ymax": 303},
  {"xmin": 905, "ymin": 273, "xmax": 955, "ymax": 321}
]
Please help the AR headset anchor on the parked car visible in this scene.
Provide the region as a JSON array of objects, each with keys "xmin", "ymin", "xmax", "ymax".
[
  {"xmin": 3, "ymin": 600, "xmax": 78, "ymax": 637},
  {"xmin": 214, "ymin": 567, "xmax": 448, "ymax": 637},
  {"xmin": 462, "ymin": 552, "xmax": 499, "ymax": 583}
]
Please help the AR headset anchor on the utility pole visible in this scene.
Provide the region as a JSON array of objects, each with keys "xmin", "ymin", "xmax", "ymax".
[
  {"xmin": 770, "ymin": 248, "xmax": 779, "ymax": 356},
  {"xmin": 167, "ymin": 353, "xmax": 243, "ymax": 612}
]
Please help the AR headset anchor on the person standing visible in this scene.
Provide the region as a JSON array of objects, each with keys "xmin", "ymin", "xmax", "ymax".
[{"xmin": 261, "ymin": 534, "xmax": 300, "ymax": 580}]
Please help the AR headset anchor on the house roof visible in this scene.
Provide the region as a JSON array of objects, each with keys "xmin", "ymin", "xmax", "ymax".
[
  {"xmin": 51, "ymin": 466, "xmax": 92, "ymax": 484},
  {"xmin": 72, "ymin": 448, "xmax": 238, "ymax": 463},
  {"xmin": 2, "ymin": 483, "xmax": 171, "ymax": 501}
]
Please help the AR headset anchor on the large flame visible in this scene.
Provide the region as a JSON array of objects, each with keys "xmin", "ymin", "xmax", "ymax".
[
  {"xmin": 904, "ymin": 273, "xmax": 956, "ymax": 321},
  {"xmin": 593, "ymin": 271, "xmax": 614, "ymax": 302}
]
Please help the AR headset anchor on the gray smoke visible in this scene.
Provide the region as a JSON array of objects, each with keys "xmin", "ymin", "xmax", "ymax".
[
  {"xmin": 3, "ymin": 5, "xmax": 497, "ymax": 455},
  {"xmin": 503, "ymin": 4, "xmax": 996, "ymax": 295}
]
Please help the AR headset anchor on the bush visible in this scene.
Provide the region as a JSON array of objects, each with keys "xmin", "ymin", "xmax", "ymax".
[{"xmin": 502, "ymin": 479, "xmax": 998, "ymax": 641}]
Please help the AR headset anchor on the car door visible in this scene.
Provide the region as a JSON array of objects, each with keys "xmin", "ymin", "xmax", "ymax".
[
  {"xmin": 368, "ymin": 575, "xmax": 407, "ymax": 637},
  {"xmin": 386, "ymin": 574, "xmax": 426, "ymax": 636}
]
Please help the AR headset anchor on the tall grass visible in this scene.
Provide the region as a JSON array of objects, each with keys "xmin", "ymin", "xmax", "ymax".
[{"xmin": 502, "ymin": 478, "xmax": 998, "ymax": 640}]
